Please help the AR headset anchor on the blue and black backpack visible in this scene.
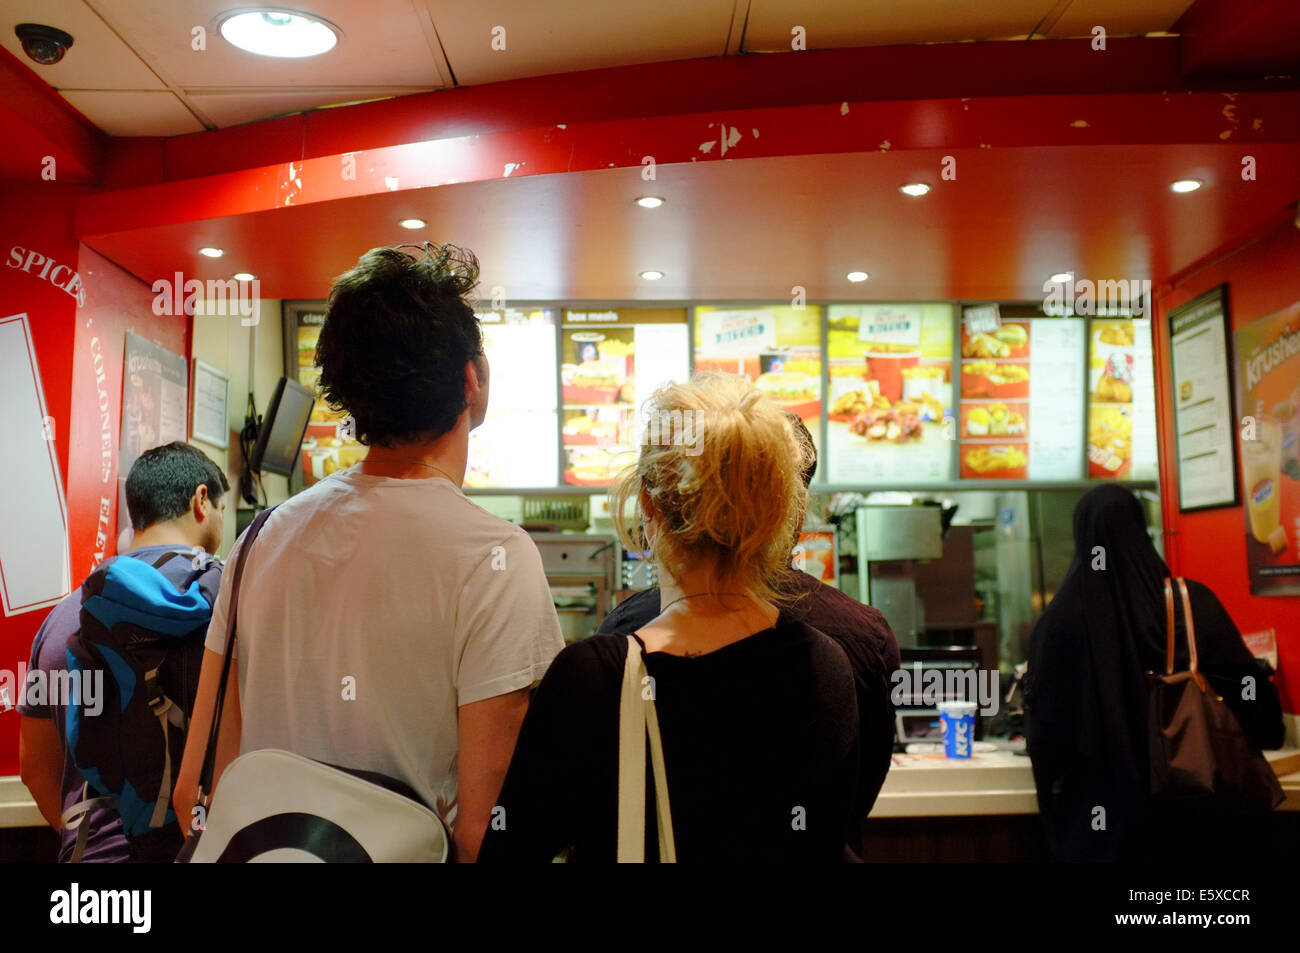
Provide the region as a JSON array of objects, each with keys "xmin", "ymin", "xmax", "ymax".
[{"xmin": 63, "ymin": 549, "xmax": 222, "ymax": 861}]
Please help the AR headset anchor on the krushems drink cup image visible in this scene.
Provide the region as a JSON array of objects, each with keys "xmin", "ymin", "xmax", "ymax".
[{"xmin": 1243, "ymin": 417, "xmax": 1283, "ymax": 546}]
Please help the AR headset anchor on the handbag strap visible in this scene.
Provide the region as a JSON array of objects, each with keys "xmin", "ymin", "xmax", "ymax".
[
  {"xmin": 1164, "ymin": 576, "xmax": 1208, "ymax": 692},
  {"xmin": 1163, "ymin": 578, "xmax": 1176, "ymax": 675},
  {"xmin": 617, "ymin": 636, "xmax": 676, "ymax": 863},
  {"xmin": 194, "ymin": 506, "xmax": 277, "ymax": 808}
]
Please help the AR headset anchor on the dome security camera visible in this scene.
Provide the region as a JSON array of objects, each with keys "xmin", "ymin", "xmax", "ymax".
[{"xmin": 15, "ymin": 24, "xmax": 74, "ymax": 66}]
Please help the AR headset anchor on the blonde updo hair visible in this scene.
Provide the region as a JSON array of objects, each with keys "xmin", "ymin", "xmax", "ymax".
[{"xmin": 609, "ymin": 372, "xmax": 812, "ymax": 608}]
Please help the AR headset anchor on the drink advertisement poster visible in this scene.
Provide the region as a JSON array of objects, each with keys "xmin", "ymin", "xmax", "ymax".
[
  {"xmin": 1233, "ymin": 301, "xmax": 1300, "ymax": 596},
  {"xmin": 119, "ymin": 332, "xmax": 188, "ymax": 546}
]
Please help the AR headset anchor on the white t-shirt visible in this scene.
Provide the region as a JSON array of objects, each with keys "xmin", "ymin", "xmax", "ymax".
[{"xmin": 204, "ymin": 467, "xmax": 564, "ymax": 826}]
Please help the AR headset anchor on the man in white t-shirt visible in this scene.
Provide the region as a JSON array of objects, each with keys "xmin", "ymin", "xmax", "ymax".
[{"xmin": 175, "ymin": 243, "xmax": 564, "ymax": 861}]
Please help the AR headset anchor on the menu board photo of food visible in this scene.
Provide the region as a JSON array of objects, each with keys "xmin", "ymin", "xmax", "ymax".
[
  {"xmin": 290, "ymin": 308, "xmax": 367, "ymax": 488},
  {"xmin": 825, "ymin": 304, "xmax": 954, "ymax": 483},
  {"xmin": 694, "ymin": 306, "xmax": 823, "ymax": 452},
  {"xmin": 465, "ymin": 308, "xmax": 559, "ymax": 488},
  {"xmin": 1087, "ymin": 318, "xmax": 1157, "ymax": 481},
  {"xmin": 563, "ymin": 308, "xmax": 689, "ymax": 486},
  {"xmin": 957, "ymin": 312, "xmax": 1087, "ymax": 481},
  {"xmin": 958, "ymin": 320, "xmax": 1032, "ymax": 479},
  {"xmin": 1233, "ymin": 301, "xmax": 1300, "ymax": 596}
]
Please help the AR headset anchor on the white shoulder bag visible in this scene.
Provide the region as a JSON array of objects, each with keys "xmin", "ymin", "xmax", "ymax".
[
  {"xmin": 617, "ymin": 636, "xmax": 677, "ymax": 863},
  {"xmin": 178, "ymin": 506, "xmax": 450, "ymax": 863}
]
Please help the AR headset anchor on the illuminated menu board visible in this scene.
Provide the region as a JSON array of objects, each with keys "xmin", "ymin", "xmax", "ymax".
[
  {"xmin": 694, "ymin": 305, "xmax": 823, "ymax": 453},
  {"xmin": 465, "ymin": 308, "xmax": 558, "ymax": 488},
  {"xmin": 825, "ymin": 304, "xmax": 954, "ymax": 484},
  {"xmin": 1087, "ymin": 318, "xmax": 1158, "ymax": 481},
  {"xmin": 958, "ymin": 313, "xmax": 1086, "ymax": 480},
  {"xmin": 560, "ymin": 308, "xmax": 689, "ymax": 487},
  {"xmin": 291, "ymin": 306, "xmax": 367, "ymax": 488}
]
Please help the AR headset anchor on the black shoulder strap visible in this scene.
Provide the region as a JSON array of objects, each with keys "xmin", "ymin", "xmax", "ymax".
[
  {"xmin": 194, "ymin": 506, "xmax": 277, "ymax": 806},
  {"xmin": 149, "ymin": 549, "xmax": 195, "ymax": 570}
]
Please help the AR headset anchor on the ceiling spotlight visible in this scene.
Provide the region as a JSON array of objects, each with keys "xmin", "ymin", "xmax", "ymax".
[
  {"xmin": 1049, "ymin": 272, "xmax": 1073, "ymax": 283},
  {"xmin": 640, "ymin": 270, "xmax": 664, "ymax": 281},
  {"xmin": 847, "ymin": 271, "xmax": 869, "ymax": 283},
  {"xmin": 1170, "ymin": 178, "xmax": 1203, "ymax": 193},
  {"xmin": 218, "ymin": 8, "xmax": 340, "ymax": 58},
  {"xmin": 399, "ymin": 218, "xmax": 427, "ymax": 229},
  {"xmin": 635, "ymin": 196, "xmax": 665, "ymax": 208},
  {"xmin": 233, "ymin": 272, "xmax": 256, "ymax": 281},
  {"xmin": 899, "ymin": 183, "xmax": 931, "ymax": 197},
  {"xmin": 199, "ymin": 247, "xmax": 224, "ymax": 258}
]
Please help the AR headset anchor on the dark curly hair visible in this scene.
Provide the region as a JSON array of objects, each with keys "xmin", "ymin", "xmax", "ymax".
[
  {"xmin": 316, "ymin": 243, "xmax": 482, "ymax": 447},
  {"xmin": 126, "ymin": 441, "xmax": 229, "ymax": 530}
]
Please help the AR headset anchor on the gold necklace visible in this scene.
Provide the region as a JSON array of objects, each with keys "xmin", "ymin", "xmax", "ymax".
[{"xmin": 362, "ymin": 458, "xmax": 460, "ymax": 483}]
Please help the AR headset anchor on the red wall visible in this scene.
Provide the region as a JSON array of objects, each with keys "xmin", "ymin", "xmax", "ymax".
[
  {"xmin": 0, "ymin": 220, "xmax": 185, "ymax": 774},
  {"xmin": 1154, "ymin": 210, "xmax": 1300, "ymax": 714},
  {"xmin": 65, "ymin": 246, "xmax": 188, "ymax": 584},
  {"xmin": 0, "ymin": 184, "xmax": 85, "ymax": 774}
]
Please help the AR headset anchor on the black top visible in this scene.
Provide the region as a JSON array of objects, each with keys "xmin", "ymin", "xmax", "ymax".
[
  {"xmin": 596, "ymin": 573, "xmax": 901, "ymax": 829},
  {"xmin": 1025, "ymin": 485, "xmax": 1284, "ymax": 863},
  {"xmin": 477, "ymin": 621, "xmax": 859, "ymax": 863}
]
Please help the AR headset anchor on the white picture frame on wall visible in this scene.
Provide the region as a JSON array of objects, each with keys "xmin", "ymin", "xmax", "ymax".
[{"xmin": 191, "ymin": 358, "xmax": 230, "ymax": 449}]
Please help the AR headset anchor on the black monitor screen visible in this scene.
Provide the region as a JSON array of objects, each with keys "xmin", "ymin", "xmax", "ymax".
[{"xmin": 250, "ymin": 377, "xmax": 315, "ymax": 477}]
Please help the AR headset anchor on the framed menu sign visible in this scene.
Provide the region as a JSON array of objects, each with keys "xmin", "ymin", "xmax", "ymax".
[
  {"xmin": 560, "ymin": 308, "xmax": 688, "ymax": 487},
  {"xmin": 1087, "ymin": 318, "xmax": 1158, "ymax": 481},
  {"xmin": 957, "ymin": 314, "xmax": 1085, "ymax": 481},
  {"xmin": 1168, "ymin": 285, "xmax": 1239, "ymax": 512},
  {"xmin": 825, "ymin": 303, "xmax": 953, "ymax": 484},
  {"xmin": 695, "ymin": 305, "xmax": 823, "ymax": 454},
  {"xmin": 468, "ymin": 307, "xmax": 559, "ymax": 488}
]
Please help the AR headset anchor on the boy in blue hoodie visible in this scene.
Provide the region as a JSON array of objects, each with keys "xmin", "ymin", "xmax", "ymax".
[{"xmin": 19, "ymin": 442, "xmax": 227, "ymax": 862}]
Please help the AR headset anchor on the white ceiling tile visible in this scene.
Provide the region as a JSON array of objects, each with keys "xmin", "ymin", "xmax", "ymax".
[
  {"xmin": 426, "ymin": 0, "xmax": 734, "ymax": 86},
  {"xmin": 96, "ymin": 0, "xmax": 445, "ymax": 91},
  {"xmin": 0, "ymin": 0, "xmax": 164, "ymax": 89},
  {"xmin": 188, "ymin": 87, "xmax": 438, "ymax": 127},
  {"xmin": 58, "ymin": 90, "xmax": 204, "ymax": 136},
  {"xmin": 744, "ymin": 0, "xmax": 1058, "ymax": 49},
  {"xmin": 1045, "ymin": 0, "xmax": 1197, "ymax": 37}
]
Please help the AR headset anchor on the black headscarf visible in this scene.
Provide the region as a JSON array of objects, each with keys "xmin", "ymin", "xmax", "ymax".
[{"xmin": 1025, "ymin": 484, "xmax": 1170, "ymax": 861}]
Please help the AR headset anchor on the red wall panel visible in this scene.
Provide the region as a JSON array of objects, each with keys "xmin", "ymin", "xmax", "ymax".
[
  {"xmin": 1154, "ymin": 209, "xmax": 1300, "ymax": 713},
  {"xmin": 65, "ymin": 246, "xmax": 189, "ymax": 584},
  {"xmin": 0, "ymin": 184, "xmax": 86, "ymax": 774}
]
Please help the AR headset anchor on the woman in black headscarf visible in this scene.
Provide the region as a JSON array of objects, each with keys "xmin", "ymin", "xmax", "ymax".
[{"xmin": 1025, "ymin": 484, "xmax": 1284, "ymax": 863}]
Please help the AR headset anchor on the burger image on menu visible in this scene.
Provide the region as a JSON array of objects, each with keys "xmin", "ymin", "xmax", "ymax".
[
  {"xmin": 298, "ymin": 325, "xmax": 321, "ymax": 367},
  {"xmin": 754, "ymin": 371, "xmax": 820, "ymax": 418},
  {"xmin": 562, "ymin": 362, "xmax": 624, "ymax": 404}
]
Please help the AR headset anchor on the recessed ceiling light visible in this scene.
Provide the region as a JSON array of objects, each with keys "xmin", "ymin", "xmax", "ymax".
[
  {"xmin": 199, "ymin": 247, "xmax": 224, "ymax": 258},
  {"xmin": 1049, "ymin": 272, "xmax": 1073, "ymax": 283},
  {"xmin": 218, "ymin": 8, "xmax": 340, "ymax": 59},
  {"xmin": 399, "ymin": 218, "xmax": 426, "ymax": 229},
  {"xmin": 635, "ymin": 196, "xmax": 665, "ymax": 208},
  {"xmin": 233, "ymin": 272, "xmax": 256, "ymax": 281},
  {"xmin": 899, "ymin": 183, "xmax": 931, "ymax": 197},
  {"xmin": 1170, "ymin": 178, "xmax": 1203, "ymax": 193},
  {"xmin": 847, "ymin": 271, "xmax": 869, "ymax": 282},
  {"xmin": 640, "ymin": 270, "xmax": 664, "ymax": 281}
]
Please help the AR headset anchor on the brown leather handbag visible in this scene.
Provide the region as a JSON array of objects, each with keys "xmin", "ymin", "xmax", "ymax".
[{"xmin": 1147, "ymin": 578, "xmax": 1284, "ymax": 810}]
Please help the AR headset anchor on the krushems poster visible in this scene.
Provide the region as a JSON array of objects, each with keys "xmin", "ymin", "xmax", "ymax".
[{"xmin": 1234, "ymin": 301, "xmax": 1300, "ymax": 596}]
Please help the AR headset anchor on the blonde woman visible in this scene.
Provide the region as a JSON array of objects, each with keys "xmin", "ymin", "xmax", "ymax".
[{"xmin": 479, "ymin": 374, "xmax": 859, "ymax": 863}]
